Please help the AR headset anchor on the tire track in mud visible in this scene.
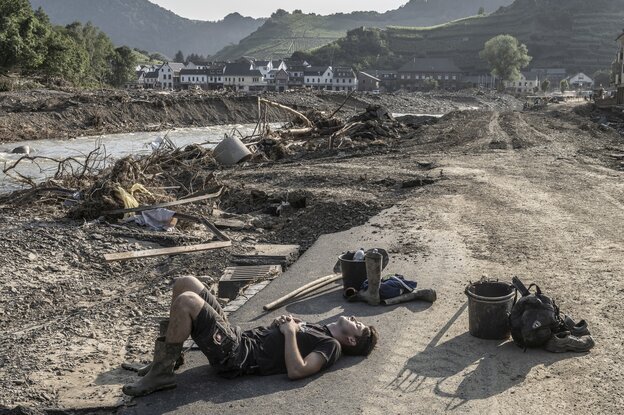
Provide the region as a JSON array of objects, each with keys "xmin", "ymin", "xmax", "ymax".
[{"xmin": 488, "ymin": 111, "xmax": 512, "ymax": 150}]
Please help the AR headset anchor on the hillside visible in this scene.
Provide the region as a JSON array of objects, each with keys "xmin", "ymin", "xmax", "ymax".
[
  {"xmin": 28, "ymin": 0, "xmax": 264, "ymax": 58},
  {"xmin": 212, "ymin": 0, "xmax": 514, "ymax": 60},
  {"xmin": 303, "ymin": 0, "xmax": 624, "ymax": 74}
]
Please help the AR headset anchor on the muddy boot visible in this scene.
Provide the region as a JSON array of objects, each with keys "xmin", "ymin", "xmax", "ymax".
[
  {"xmin": 122, "ymin": 337, "xmax": 183, "ymax": 397},
  {"xmin": 382, "ymin": 289, "xmax": 437, "ymax": 305},
  {"xmin": 138, "ymin": 320, "xmax": 184, "ymax": 376},
  {"xmin": 358, "ymin": 250, "xmax": 382, "ymax": 305}
]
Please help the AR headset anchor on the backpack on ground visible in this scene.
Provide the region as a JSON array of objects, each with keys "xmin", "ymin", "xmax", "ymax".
[{"xmin": 509, "ymin": 276, "xmax": 564, "ymax": 349}]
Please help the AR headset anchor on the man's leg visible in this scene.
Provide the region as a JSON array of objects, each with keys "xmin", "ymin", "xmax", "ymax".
[
  {"xmin": 127, "ymin": 277, "xmax": 226, "ymax": 376},
  {"xmin": 172, "ymin": 276, "xmax": 227, "ymax": 320},
  {"xmin": 123, "ymin": 292, "xmax": 204, "ymax": 397}
]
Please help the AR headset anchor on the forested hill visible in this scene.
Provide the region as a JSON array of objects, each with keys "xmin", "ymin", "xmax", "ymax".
[
  {"xmin": 211, "ymin": 0, "xmax": 514, "ymax": 60},
  {"xmin": 302, "ymin": 0, "xmax": 624, "ymax": 74},
  {"xmin": 28, "ymin": 0, "xmax": 265, "ymax": 58}
]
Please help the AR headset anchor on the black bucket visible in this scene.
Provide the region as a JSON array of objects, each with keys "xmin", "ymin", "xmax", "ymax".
[
  {"xmin": 337, "ymin": 249, "xmax": 390, "ymax": 292},
  {"xmin": 465, "ymin": 280, "xmax": 516, "ymax": 340},
  {"xmin": 338, "ymin": 252, "xmax": 368, "ymax": 291}
]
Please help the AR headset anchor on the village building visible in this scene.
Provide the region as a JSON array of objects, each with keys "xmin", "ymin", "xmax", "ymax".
[
  {"xmin": 397, "ymin": 58, "xmax": 463, "ymax": 91},
  {"xmin": 157, "ymin": 62, "xmax": 185, "ymax": 89},
  {"xmin": 223, "ymin": 62, "xmax": 265, "ymax": 92},
  {"xmin": 614, "ymin": 31, "xmax": 624, "ymax": 104},
  {"xmin": 533, "ymin": 68, "xmax": 568, "ymax": 89},
  {"xmin": 205, "ymin": 66, "xmax": 225, "ymax": 90},
  {"xmin": 463, "ymin": 72, "xmax": 497, "ymax": 89},
  {"xmin": 362, "ymin": 69, "xmax": 399, "ymax": 91},
  {"xmin": 286, "ymin": 63, "xmax": 309, "ymax": 89},
  {"xmin": 357, "ymin": 71, "xmax": 380, "ymax": 92},
  {"xmin": 304, "ymin": 66, "xmax": 333, "ymax": 90},
  {"xmin": 566, "ymin": 72, "xmax": 594, "ymax": 90},
  {"xmin": 143, "ymin": 71, "xmax": 159, "ymax": 89},
  {"xmin": 266, "ymin": 69, "xmax": 289, "ymax": 92},
  {"xmin": 184, "ymin": 62, "xmax": 209, "ymax": 70},
  {"xmin": 332, "ymin": 67, "xmax": 357, "ymax": 91},
  {"xmin": 178, "ymin": 69, "xmax": 211, "ymax": 89},
  {"xmin": 504, "ymin": 71, "xmax": 540, "ymax": 94}
]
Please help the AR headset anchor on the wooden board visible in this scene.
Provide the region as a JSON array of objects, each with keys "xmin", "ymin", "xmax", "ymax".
[
  {"xmin": 230, "ymin": 244, "xmax": 300, "ymax": 267},
  {"xmin": 104, "ymin": 240, "xmax": 231, "ymax": 262},
  {"xmin": 102, "ymin": 188, "xmax": 223, "ymax": 215}
]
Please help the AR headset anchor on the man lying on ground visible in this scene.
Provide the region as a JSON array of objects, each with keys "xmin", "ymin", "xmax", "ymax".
[{"xmin": 122, "ymin": 276, "xmax": 378, "ymax": 397}]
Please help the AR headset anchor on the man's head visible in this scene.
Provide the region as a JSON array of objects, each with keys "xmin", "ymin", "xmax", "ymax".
[{"xmin": 329, "ymin": 316, "xmax": 378, "ymax": 356}]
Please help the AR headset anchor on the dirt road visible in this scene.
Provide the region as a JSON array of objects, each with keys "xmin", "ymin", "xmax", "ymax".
[{"xmin": 2, "ymin": 104, "xmax": 624, "ymax": 413}]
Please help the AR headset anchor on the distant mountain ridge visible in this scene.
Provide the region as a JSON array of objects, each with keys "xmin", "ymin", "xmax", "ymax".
[
  {"xmin": 28, "ymin": 0, "xmax": 265, "ymax": 58},
  {"xmin": 305, "ymin": 0, "xmax": 624, "ymax": 75},
  {"xmin": 212, "ymin": 0, "xmax": 515, "ymax": 60}
]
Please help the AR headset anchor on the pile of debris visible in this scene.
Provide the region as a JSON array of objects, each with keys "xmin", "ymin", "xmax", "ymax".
[
  {"xmin": 1, "ymin": 140, "xmax": 223, "ymax": 222},
  {"xmin": 248, "ymin": 103, "xmax": 438, "ymax": 158}
]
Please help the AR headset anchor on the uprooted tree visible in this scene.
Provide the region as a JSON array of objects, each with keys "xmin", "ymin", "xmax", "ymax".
[{"xmin": 480, "ymin": 34, "xmax": 532, "ymax": 87}]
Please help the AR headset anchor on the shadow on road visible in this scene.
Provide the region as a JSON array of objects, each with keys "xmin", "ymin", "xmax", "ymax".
[
  {"xmin": 389, "ymin": 302, "xmax": 578, "ymax": 410},
  {"xmin": 121, "ymin": 349, "xmax": 362, "ymax": 414}
]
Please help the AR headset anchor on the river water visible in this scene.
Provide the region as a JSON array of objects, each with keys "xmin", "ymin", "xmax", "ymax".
[
  {"xmin": 0, "ymin": 123, "xmax": 267, "ymax": 193},
  {"xmin": 0, "ymin": 112, "xmax": 446, "ymax": 194}
]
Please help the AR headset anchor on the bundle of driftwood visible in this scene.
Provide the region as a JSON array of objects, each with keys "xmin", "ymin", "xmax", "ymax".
[{"xmin": 1, "ymin": 138, "xmax": 224, "ymax": 221}]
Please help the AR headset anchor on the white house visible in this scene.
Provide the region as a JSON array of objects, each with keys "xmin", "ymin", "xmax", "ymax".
[
  {"xmin": 304, "ymin": 66, "xmax": 333, "ymax": 90},
  {"xmin": 205, "ymin": 66, "xmax": 225, "ymax": 90},
  {"xmin": 253, "ymin": 59, "xmax": 286, "ymax": 78},
  {"xmin": 567, "ymin": 72, "xmax": 594, "ymax": 89},
  {"xmin": 143, "ymin": 71, "xmax": 159, "ymax": 89},
  {"xmin": 157, "ymin": 62, "xmax": 185, "ymax": 89},
  {"xmin": 185, "ymin": 62, "xmax": 208, "ymax": 70},
  {"xmin": 179, "ymin": 69, "xmax": 209, "ymax": 89},
  {"xmin": 223, "ymin": 63, "xmax": 266, "ymax": 92},
  {"xmin": 504, "ymin": 71, "xmax": 540, "ymax": 94},
  {"xmin": 332, "ymin": 67, "xmax": 357, "ymax": 91}
]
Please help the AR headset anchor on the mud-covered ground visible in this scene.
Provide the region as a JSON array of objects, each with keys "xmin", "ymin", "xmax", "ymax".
[
  {"xmin": 0, "ymin": 89, "xmax": 520, "ymax": 143},
  {"xmin": 2, "ymin": 97, "xmax": 624, "ymax": 413}
]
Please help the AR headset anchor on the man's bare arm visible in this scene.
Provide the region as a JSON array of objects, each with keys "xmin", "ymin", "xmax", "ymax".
[{"xmin": 280, "ymin": 320, "xmax": 325, "ymax": 380}]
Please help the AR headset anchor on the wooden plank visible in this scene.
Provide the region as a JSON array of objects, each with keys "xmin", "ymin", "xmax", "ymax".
[
  {"xmin": 102, "ymin": 188, "xmax": 223, "ymax": 215},
  {"xmin": 104, "ymin": 240, "xmax": 231, "ymax": 262}
]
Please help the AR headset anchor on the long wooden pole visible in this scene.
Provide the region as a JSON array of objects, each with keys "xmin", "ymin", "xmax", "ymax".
[
  {"xmin": 258, "ymin": 98, "xmax": 314, "ymax": 128},
  {"xmin": 263, "ymin": 274, "xmax": 342, "ymax": 311}
]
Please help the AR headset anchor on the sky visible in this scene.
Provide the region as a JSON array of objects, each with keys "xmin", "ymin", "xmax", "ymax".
[{"xmin": 149, "ymin": 0, "xmax": 409, "ymax": 21}]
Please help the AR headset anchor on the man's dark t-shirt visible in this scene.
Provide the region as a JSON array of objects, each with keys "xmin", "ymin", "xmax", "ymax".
[{"xmin": 241, "ymin": 322, "xmax": 341, "ymax": 375}]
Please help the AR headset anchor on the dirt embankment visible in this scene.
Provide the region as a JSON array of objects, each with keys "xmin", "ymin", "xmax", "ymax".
[{"xmin": 0, "ymin": 89, "xmax": 520, "ymax": 143}]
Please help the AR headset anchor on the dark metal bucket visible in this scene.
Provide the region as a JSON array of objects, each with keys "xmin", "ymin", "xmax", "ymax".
[{"xmin": 465, "ymin": 280, "xmax": 516, "ymax": 340}]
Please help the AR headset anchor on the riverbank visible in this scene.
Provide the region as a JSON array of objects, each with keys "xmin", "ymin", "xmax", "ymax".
[{"xmin": 0, "ymin": 89, "xmax": 520, "ymax": 143}]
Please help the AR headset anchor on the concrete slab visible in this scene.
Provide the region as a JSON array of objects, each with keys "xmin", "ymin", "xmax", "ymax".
[{"xmin": 122, "ymin": 203, "xmax": 455, "ymax": 415}]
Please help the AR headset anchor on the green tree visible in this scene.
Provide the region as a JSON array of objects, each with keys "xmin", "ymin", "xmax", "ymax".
[
  {"xmin": 541, "ymin": 79, "xmax": 550, "ymax": 92},
  {"xmin": 174, "ymin": 50, "xmax": 184, "ymax": 63},
  {"xmin": 271, "ymin": 9, "xmax": 289, "ymax": 18},
  {"xmin": 560, "ymin": 79, "xmax": 569, "ymax": 93},
  {"xmin": 478, "ymin": 7, "xmax": 485, "ymax": 15},
  {"xmin": 64, "ymin": 22, "xmax": 115, "ymax": 85},
  {"xmin": 42, "ymin": 26, "xmax": 89, "ymax": 83},
  {"xmin": 109, "ymin": 46, "xmax": 137, "ymax": 87},
  {"xmin": 479, "ymin": 35, "xmax": 532, "ymax": 84},
  {"xmin": 0, "ymin": 0, "xmax": 50, "ymax": 71}
]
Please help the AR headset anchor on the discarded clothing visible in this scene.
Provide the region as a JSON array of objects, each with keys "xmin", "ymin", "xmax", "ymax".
[
  {"xmin": 360, "ymin": 274, "xmax": 417, "ymax": 300},
  {"xmin": 124, "ymin": 208, "xmax": 177, "ymax": 231}
]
